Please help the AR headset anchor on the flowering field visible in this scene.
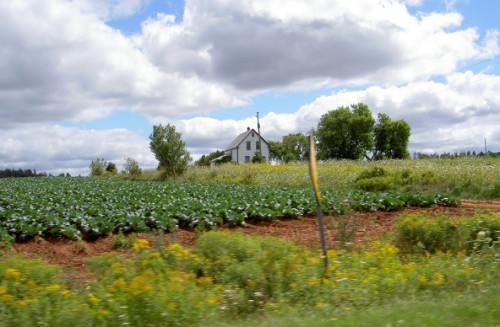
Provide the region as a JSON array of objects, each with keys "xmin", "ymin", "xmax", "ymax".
[
  {"xmin": 0, "ymin": 177, "xmax": 458, "ymax": 242},
  {"xmin": 1, "ymin": 227, "xmax": 499, "ymax": 326},
  {"xmin": 183, "ymin": 157, "xmax": 500, "ymax": 199}
]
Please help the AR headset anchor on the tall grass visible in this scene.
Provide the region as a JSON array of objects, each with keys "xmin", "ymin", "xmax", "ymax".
[{"xmin": 181, "ymin": 157, "xmax": 500, "ymax": 199}]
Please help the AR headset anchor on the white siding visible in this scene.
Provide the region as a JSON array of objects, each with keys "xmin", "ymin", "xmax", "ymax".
[
  {"xmin": 225, "ymin": 129, "xmax": 270, "ymax": 163},
  {"xmin": 235, "ymin": 133, "xmax": 269, "ymax": 163}
]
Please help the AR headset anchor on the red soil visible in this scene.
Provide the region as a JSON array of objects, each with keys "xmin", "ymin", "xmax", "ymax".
[{"xmin": 5, "ymin": 200, "xmax": 499, "ymax": 281}]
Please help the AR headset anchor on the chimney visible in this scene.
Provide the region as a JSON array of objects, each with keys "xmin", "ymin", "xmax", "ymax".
[{"xmin": 247, "ymin": 127, "xmax": 250, "ymax": 131}]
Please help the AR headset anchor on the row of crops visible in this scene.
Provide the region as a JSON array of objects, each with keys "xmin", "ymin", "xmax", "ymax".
[{"xmin": 0, "ymin": 177, "xmax": 459, "ymax": 241}]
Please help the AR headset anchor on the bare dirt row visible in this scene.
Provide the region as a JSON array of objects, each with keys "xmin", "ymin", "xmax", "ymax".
[{"xmin": 6, "ymin": 200, "xmax": 499, "ymax": 282}]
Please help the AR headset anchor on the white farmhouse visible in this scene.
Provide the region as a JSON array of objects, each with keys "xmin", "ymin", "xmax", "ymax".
[{"xmin": 225, "ymin": 127, "xmax": 270, "ymax": 163}]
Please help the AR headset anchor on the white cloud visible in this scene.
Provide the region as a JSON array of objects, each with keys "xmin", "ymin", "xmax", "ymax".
[
  {"xmin": 136, "ymin": 0, "xmax": 498, "ymax": 91},
  {"xmin": 1, "ymin": 0, "xmax": 498, "ymax": 129},
  {"xmin": 71, "ymin": 0, "xmax": 151, "ymax": 20},
  {"xmin": 178, "ymin": 71, "xmax": 500, "ymax": 157},
  {"xmin": 0, "ymin": 0, "xmax": 244, "ymax": 129},
  {"xmin": 0, "ymin": 124, "xmax": 157, "ymax": 175},
  {"xmin": 0, "ymin": 0, "xmax": 499, "ymax": 172}
]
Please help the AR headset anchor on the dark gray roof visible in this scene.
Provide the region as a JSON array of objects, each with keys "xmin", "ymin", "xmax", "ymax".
[{"xmin": 225, "ymin": 128, "xmax": 269, "ymax": 150}]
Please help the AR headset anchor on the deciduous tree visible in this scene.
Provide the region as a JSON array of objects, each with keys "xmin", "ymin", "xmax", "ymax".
[
  {"xmin": 269, "ymin": 133, "xmax": 309, "ymax": 163},
  {"xmin": 149, "ymin": 124, "xmax": 191, "ymax": 177},
  {"xmin": 316, "ymin": 103, "xmax": 375, "ymax": 160},
  {"xmin": 89, "ymin": 158, "xmax": 107, "ymax": 176},
  {"xmin": 373, "ymin": 113, "xmax": 411, "ymax": 159},
  {"xmin": 123, "ymin": 157, "xmax": 142, "ymax": 176}
]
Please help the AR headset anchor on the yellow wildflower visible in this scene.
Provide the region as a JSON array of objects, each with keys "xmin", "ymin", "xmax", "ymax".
[
  {"xmin": 418, "ymin": 275, "xmax": 427, "ymax": 284},
  {"xmin": 88, "ymin": 295, "xmax": 99, "ymax": 303},
  {"xmin": 1, "ymin": 294, "xmax": 13, "ymax": 302},
  {"xmin": 206, "ymin": 296, "xmax": 218, "ymax": 305},
  {"xmin": 307, "ymin": 257, "xmax": 321, "ymax": 266},
  {"xmin": 167, "ymin": 303, "xmax": 177, "ymax": 311},
  {"xmin": 46, "ymin": 284, "xmax": 62, "ymax": 292},
  {"xmin": 401, "ymin": 262, "xmax": 416, "ymax": 271},
  {"xmin": 128, "ymin": 271, "xmax": 154, "ymax": 295},
  {"xmin": 150, "ymin": 252, "xmax": 161, "ymax": 259},
  {"xmin": 0, "ymin": 285, "xmax": 7, "ymax": 295},
  {"xmin": 111, "ymin": 277, "xmax": 126, "ymax": 292},
  {"xmin": 132, "ymin": 239, "xmax": 150, "ymax": 251},
  {"xmin": 433, "ymin": 272, "xmax": 444, "ymax": 286},
  {"xmin": 197, "ymin": 276, "xmax": 213, "ymax": 286},
  {"xmin": 4, "ymin": 268, "xmax": 21, "ymax": 279},
  {"xmin": 307, "ymin": 277, "xmax": 320, "ymax": 286}
]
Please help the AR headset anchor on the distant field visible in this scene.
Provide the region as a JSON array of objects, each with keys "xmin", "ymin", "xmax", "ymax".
[{"xmin": 182, "ymin": 157, "xmax": 500, "ymax": 199}]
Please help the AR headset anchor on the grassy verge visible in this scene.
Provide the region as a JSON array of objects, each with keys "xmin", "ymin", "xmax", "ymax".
[
  {"xmin": 216, "ymin": 285, "xmax": 500, "ymax": 327},
  {"xmin": 1, "ymin": 228, "xmax": 498, "ymax": 326}
]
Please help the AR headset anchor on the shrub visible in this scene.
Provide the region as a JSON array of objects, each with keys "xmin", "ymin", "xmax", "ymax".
[
  {"xmin": 394, "ymin": 212, "xmax": 500, "ymax": 255},
  {"xmin": 354, "ymin": 176, "xmax": 398, "ymax": 191},
  {"xmin": 356, "ymin": 167, "xmax": 387, "ymax": 181}
]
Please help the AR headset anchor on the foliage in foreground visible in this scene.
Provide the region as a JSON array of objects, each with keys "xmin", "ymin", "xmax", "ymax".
[
  {"xmin": 213, "ymin": 286, "xmax": 500, "ymax": 327},
  {"xmin": 395, "ymin": 211, "xmax": 500, "ymax": 255},
  {"xmin": 0, "ymin": 177, "xmax": 458, "ymax": 242},
  {"xmin": 0, "ymin": 230, "xmax": 498, "ymax": 326}
]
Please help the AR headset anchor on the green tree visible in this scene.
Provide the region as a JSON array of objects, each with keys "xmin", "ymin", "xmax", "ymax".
[
  {"xmin": 123, "ymin": 157, "xmax": 142, "ymax": 176},
  {"xmin": 373, "ymin": 113, "xmax": 411, "ymax": 159},
  {"xmin": 269, "ymin": 133, "xmax": 309, "ymax": 163},
  {"xmin": 269, "ymin": 140, "xmax": 286, "ymax": 163},
  {"xmin": 105, "ymin": 162, "xmax": 117, "ymax": 174},
  {"xmin": 283, "ymin": 133, "xmax": 308, "ymax": 162},
  {"xmin": 149, "ymin": 124, "xmax": 192, "ymax": 177},
  {"xmin": 316, "ymin": 103, "xmax": 375, "ymax": 160},
  {"xmin": 251, "ymin": 151, "xmax": 264, "ymax": 163},
  {"xmin": 89, "ymin": 158, "xmax": 107, "ymax": 176}
]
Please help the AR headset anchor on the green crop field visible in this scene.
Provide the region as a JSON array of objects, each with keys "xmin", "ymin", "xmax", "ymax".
[{"xmin": 0, "ymin": 177, "xmax": 458, "ymax": 242}]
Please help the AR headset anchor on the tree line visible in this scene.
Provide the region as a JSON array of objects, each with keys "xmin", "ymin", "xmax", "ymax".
[
  {"xmin": 89, "ymin": 102, "xmax": 496, "ymax": 178},
  {"xmin": 0, "ymin": 169, "xmax": 71, "ymax": 178},
  {"xmin": 413, "ymin": 150, "xmax": 500, "ymax": 159},
  {"xmin": 270, "ymin": 103, "xmax": 411, "ymax": 163}
]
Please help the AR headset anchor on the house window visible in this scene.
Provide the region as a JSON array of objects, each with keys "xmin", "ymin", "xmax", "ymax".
[
  {"xmin": 244, "ymin": 156, "xmax": 250, "ymax": 163},
  {"xmin": 246, "ymin": 141, "xmax": 251, "ymax": 150},
  {"xmin": 256, "ymin": 141, "xmax": 260, "ymax": 150},
  {"xmin": 262, "ymin": 156, "xmax": 266, "ymax": 162},
  {"xmin": 252, "ymin": 132, "xmax": 254, "ymax": 138}
]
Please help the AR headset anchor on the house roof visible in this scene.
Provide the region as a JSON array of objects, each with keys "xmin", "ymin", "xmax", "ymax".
[
  {"xmin": 209, "ymin": 155, "xmax": 227, "ymax": 163},
  {"xmin": 225, "ymin": 128, "xmax": 269, "ymax": 151}
]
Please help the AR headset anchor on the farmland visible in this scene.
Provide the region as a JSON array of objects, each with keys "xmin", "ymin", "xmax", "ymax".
[
  {"xmin": 183, "ymin": 157, "xmax": 500, "ymax": 199},
  {"xmin": 0, "ymin": 177, "xmax": 459, "ymax": 242},
  {"xmin": 0, "ymin": 157, "xmax": 499, "ymax": 326}
]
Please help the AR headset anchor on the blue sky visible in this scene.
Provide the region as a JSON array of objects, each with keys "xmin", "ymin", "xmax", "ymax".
[{"xmin": 0, "ymin": 0, "xmax": 499, "ymax": 175}]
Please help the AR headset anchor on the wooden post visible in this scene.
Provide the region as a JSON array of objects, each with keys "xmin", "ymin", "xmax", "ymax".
[{"xmin": 308, "ymin": 129, "xmax": 328, "ymax": 269}]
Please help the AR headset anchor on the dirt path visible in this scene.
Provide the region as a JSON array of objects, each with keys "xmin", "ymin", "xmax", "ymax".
[{"xmin": 6, "ymin": 200, "xmax": 499, "ymax": 281}]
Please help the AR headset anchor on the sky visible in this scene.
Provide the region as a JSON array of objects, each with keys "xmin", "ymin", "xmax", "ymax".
[{"xmin": 0, "ymin": 0, "xmax": 499, "ymax": 176}]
